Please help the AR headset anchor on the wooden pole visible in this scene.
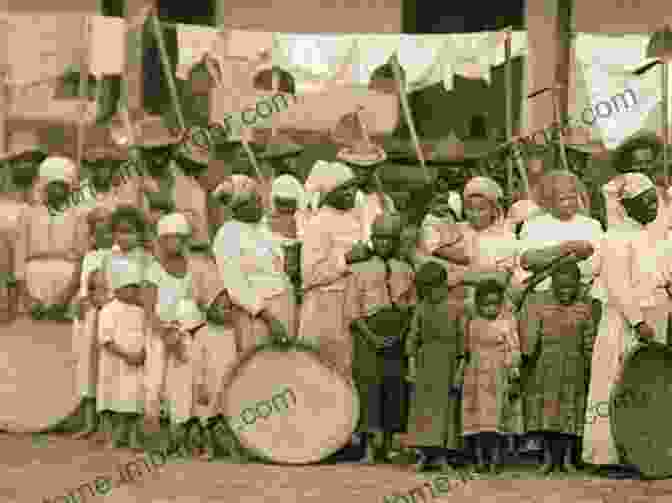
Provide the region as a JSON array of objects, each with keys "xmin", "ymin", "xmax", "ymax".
[
  {"xmin": 149, "ymin": 12, "xmax": 186, "ymax": 132},
  {"xmin": 663, "ymin": 62, "xmax": 669, "ymax": 181},
  {"xmin": 504, "ymin": 27, "xmax": 515, "ymax": 198},
  {"xmin": 76, "ymin": 16, "xmax": 91, "ymax": 173},
  {"xmin": 390, "ymin": 52, "xmax": 430, "ymax": 184},
  {"xmin": 0, "ymin": 18, "xmax": 9, "ymax": 155}
]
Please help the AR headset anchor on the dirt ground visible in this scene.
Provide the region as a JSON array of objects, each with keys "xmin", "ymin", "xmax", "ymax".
[{"xmin": 2, "ymin": 433, "xmax": 672, "ymax": 503}]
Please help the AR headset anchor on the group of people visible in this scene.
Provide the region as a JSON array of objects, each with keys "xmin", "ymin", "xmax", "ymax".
[{"xmin": 1, "ymin": 106, "xmax": 670, "ymax": 479}]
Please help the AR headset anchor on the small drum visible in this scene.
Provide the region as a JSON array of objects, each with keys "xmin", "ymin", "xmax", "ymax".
[
  {"xmin": 611, "ymin": 341, "xmax": 672, "ymax": 478},
  {"xmin": 0, "ymin": 317, "xmax": 80, "ymax": 432},
  {"xmin": 221, "ymin": 341, "xmax": 359, "ymax": 464}
]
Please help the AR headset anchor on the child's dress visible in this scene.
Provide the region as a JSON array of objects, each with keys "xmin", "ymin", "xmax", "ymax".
[
  {"xmin": 462, "ymin": 311, "xmax": 523, "ymax": 435},
  {"xmin": 97, "ymin": 299, "xmax": 146, "ymax": 414}
]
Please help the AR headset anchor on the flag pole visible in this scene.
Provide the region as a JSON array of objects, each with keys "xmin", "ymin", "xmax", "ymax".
[
  {"xmin": 149, "ymin": 11, "xmax": 186, "ymax": 132},
  {"xmin": 76, "ymin": 16, "xmax": 91, "ymax": 175},
  {"xmin": 663, "ymin": 61, "xmax": 669, "ymax": 181},
  {"xmin": 504, "ymin": 26, "xmax": 515, "ymax": 199},
  {"xmin": 390, "ymin": 52, "xmax": 430, "ymax": 184}
]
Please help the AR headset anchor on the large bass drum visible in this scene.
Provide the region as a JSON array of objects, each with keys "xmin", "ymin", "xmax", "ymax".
[
  {"xmin": 0, "ymin": 317, "xmax": 80, "ymax": 433},
  {"xmin": 220, "ymin": 340, "xmax": 359, "ymax": 465},
  {"xmin": 610, "ymin": 341, "xmax": 672, "ymax": 479}
]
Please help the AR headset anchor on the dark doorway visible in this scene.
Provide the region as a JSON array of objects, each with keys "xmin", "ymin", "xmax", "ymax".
[{"xmin": 406, "ymin": 0, "xmax": 525, "ymax": 33}]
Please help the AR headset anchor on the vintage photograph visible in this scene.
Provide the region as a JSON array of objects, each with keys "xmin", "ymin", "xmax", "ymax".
[{"xmin": 1, "ymin": 1, "xmax": 672, "ymax": 502}]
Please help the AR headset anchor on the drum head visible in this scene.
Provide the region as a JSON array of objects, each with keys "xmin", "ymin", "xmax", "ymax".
[
  {"xmin": 222, "ymin": 341, "xmax": 359, "ymax": 464},
  {"xmin": 0, "ymin": 318, "xmax": 80, "ymax": 432},
  {"xmin": 611, "ymin": 342, "xmax": 672, "ymax": 478}
]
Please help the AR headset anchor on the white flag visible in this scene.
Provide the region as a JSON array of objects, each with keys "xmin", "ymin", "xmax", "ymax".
[{"xmin": 89, "ymin": 15, "xmax": 126, "ymax": 77}]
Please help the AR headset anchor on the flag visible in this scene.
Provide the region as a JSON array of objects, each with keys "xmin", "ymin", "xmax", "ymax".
[
  {"xmin": 573, "ymin": 33, "xmax": 671, "ymax": 149},
  {"xmin": 89, "ymin": 15, "xmax": 126, "ymax": 78}
]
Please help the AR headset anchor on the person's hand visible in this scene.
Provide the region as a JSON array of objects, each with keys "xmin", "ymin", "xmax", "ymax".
[
  {"xmin": 345, "ymin": 242, "xmax": 371, "ymax": 265},
  {"xmin": 634, "ymin": 321, "xmax": 655, "ymax": 343},
  {"xmin": 126, "ymin": 348, "xmax": 146, "ymax": 366},
  {"xmin": 162, "ymin": 325, "xmax": 181, "ymax": 347}
]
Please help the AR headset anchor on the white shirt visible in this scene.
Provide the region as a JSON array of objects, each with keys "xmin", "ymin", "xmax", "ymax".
[{"xmin": 519, "ymin": 212, "xmax": 604, "ymax": 291}]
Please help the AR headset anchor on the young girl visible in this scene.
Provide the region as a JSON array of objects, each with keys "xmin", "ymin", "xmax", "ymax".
[
  {"xmin": 72, "ymin": 207, "xmax": 113, "ymax": 439},
  {"xmin": 97, "ymin": 258, "xmax": 147, "ymax": 451},
  {"xmin": 145, "ymin": 213, "xmax": 196, "ymax": 452},
  {"xmin": 461, "ymin": 279, "xmax": 523, "ymax": 474}
]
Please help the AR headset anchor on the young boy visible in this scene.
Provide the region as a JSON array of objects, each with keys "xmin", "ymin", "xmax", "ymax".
[
  {"xmin": 520, "ymin": 262, "xmax": 597, "ymax": 474},
  {"xmin": 97, "ymin": 259, "xmax": 147, "ymax": 451},
  {"xmin": 347, "ymin": 213, "xmax": 416, "ymax": 464},
  {"xmin": 72, "ymin": 207, "xmax": 113, "ymax": 439},
  {"xmin": 405, "ymin": 261, "xmax": 464, "ymax": 473},
  {"xmin": 461, "ymin": 279, "xmax": 522, "ymax": 474}
]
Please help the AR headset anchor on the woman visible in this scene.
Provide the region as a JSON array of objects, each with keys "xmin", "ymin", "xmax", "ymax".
[
  {"xmin": 299, "ymin": 162, "xmax": 364, "ymax": 378},
  {"xmin": 427, "ymin": 176, "xmax": 520, "ymax": 317},
  {"xmin": 583, "ymin": 172, "xmax": 671, "ymax": 479},
  {"xmin": 212, "ymin": 177, "xmax": 291, "ymax": 354},
  {"xmin": 15, "ymin": 156, "xmax": 88, "ymax": 321}
]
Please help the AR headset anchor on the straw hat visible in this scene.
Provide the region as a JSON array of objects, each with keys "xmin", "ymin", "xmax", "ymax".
[{"xmin": 333, "ymin": 109, "xmax": 387, "ymax": 167}]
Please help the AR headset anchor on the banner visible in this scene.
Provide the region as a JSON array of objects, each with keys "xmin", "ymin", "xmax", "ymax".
[{"xmin": 572, "ymin": 33, "xmax": 672, "ymax": 149}]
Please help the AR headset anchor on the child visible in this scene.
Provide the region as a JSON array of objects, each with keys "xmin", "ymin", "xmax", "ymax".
[
  {"xmin": 96, "ymin": 259, "xmax": 147, "ymax": 451},
  {"xmin": 405, "ymin": 261, "xmax": 465, "ymax": 473},
  {"xmin": 188, "ymin": 253, "xmax": 244, "ymax": 461},
  {"xmin": 72, "ymin": 207, "xmax": 113, "ymax": 439},
  {"xmin": 145, "ymin": 213, "xmax": 196, "ymax": 452},
  {"xmin": 520, "ymin": 262, "xmax": 597, "ymax": 474},
  {"xmin": 347, "ymin": 213, "xmax": 416, "ymax": 464},
  {"xmin": 163, "ymin": 298, "xmax": 203, "ymax": 456},
  {"xmin": 461, "ymin": 279, "xmax": 523, "ymax": 474}
]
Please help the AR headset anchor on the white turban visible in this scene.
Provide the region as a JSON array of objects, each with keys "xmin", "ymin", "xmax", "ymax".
[
  {"xmin": 304, "ymin": 160, "xmax": 354, "ymax": 209},
  {"xmin": 271, "ymin": 174, "xmax": 307, "ymax": 211},
  {"xmin": 175, "ymin": 298, "xmax": 205, "ymax": 331},
  {"xmin": 39, "ymin": 156, "xmax": 77, "ymax": 186},
  {"xmin": 157, "ymin": 212, "xmax": 191, "ymax": 237},
  {"xmin": 108, "ymin": 257, "xmax": 143, "ymax": 290}
]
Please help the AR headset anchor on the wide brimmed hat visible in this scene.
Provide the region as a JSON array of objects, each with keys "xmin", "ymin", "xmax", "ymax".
[
  {"xmin": 333, "ymin": 109, "xmax": 387, "ymax": 167},
  {"xmin": 258, "ymin": 134, "xmax": 304, "ymax": 160}
]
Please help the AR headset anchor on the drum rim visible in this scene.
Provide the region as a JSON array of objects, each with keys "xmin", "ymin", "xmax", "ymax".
[
  {"xmin": 610, "ymin": 342, "xmax": 672, "ymax": 478},
  {"xmin": 221, "ymin": 339, "xmax": 360, "ymax": 464}
]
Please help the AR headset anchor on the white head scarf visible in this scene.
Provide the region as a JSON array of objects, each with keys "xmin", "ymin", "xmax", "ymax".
[
  {"xmin": 271, "ymin": 174, "xmax": 307, "ymax": 211},
  {"xmin": 157, "ymin": 212, "xmax": 191, "ymax": 237},
  {"xmin": 304, "ymin": 160, "xmax": 354, "ymax": 211}
]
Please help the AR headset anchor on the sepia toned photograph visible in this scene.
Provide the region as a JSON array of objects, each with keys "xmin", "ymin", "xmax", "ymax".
[{"xmin": 1, "ymin": 1, "xmax": 672, "ymax": 502}]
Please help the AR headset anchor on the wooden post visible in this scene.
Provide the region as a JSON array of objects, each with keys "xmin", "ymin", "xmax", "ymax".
[
  {"xmin": 555, "ymin": 0, "xmax": 573, "ymax": 170},
  {"xmin": 504, "ymin": 27, "xmax": 515, "ymax": 198},
  {"xmin": 0, "ymin": 17, "xmax": 8, "ymax": 155},
  {"xmin": 76, "ymin": 16, "xmax": 91, "ymax": 172},
  {"xmin": 663, "ymin": 62, "xmax": 669, "ymax": 181}
]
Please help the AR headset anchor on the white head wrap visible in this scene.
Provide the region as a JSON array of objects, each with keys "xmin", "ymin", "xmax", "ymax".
[
  {"xmin": 304, "ymin": 160, "xmax": 354, "ymax": 211},
  {"xmin": 39, "ymin": 156, "xmax": 77, "ymax": 186},
  {"xmin": 109, "ymin": 257, "xmax": 143, "ymax": 291},
  {"xmin": 602, "ymin": 172, "xmax": 656, "ymax": 228},
  {"xmin": 463, "ymin": 176, "xmax": 506, "ymax": 226},
  {"xmin": 271, "ymin": 174, "xmax": 307, "ymax": 211},
  {"xmin": 175, "ymin": 298, "xmax": 205, "ymax": 331},
  {"xmin": 157, "ymin": 212, "xmax": 191, "ymax": 237}
]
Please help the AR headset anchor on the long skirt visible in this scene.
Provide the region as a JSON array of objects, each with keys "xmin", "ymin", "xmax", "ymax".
[
  {"xmin": 164, "ymin": 337, "xmax": 197, "ymax": 425},
  {"xmin": 193, "ymin": 323, "xmax": 238, "ymax": 421},
  {"xmin": 299, "ymin": 285, "xmax": 352, "ymax": 378},
  {"xmin": 73, "ymin": 308, "xmax": 99, "ymax": 399},
  {"xmin": 144, "ymin": 328, "xmax": 167, "ymax": 421},
  {"xmin": 582, "ymin": 298, "xmax": 668, "ymax": 465},
  {"xmin": 97, "ymin": 347, "xmax": 144, "ymax": 414},
  {"xmin": 237, "ymin": 290, "xmax": 296, "ymax": 357}
]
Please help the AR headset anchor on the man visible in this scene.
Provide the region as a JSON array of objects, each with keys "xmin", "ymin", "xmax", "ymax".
[
  {"xmin": 333, "ymin": 111, "xmax": 395, "ymax": 245},
  {"xmin": 583, "ymin": 172, "xmax": 670, "ymax": 479}
]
